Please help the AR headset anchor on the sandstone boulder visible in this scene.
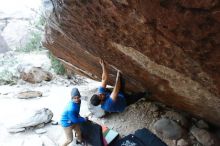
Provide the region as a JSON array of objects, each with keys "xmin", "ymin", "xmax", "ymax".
[
  {"xmin": 163, "ymin": 111, "xmax": 189, "ymax": 128},
  {"xmin": 177, "ymin": 139, "xmax": 189, "ymax": 146},
  {"xmin": 16, "ymin": 91, "xmax": 43, "ymax": 99},
  {"xmin": 43, "ymin": 0, "xmax": 220, "ymax": 126},
  {"xmin": 8, "ymin": 108, "xmax": 53, "ymax": 133},
  {"xmin": 190, "ymin": 126, "xmax": 219, "ymax": 146},
  {"xmin": 153, "ymin": 118, "xmax": 186, "ymax": 140},
  {"xmin": 17, "ymin": 64, "xmax": 53, "ymax": 83},
  {"xmin": 196, "ymin": 120, "xmax": 209, "ymax": 130}
]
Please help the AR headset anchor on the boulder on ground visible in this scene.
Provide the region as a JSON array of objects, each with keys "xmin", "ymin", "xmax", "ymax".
[
  {"xmin": 163, "ymin": 111, "xmax": 189, "ymax": 128},
  {"xmin": 35, "ymin": 128, "xmax": 47, "ymax": 134},
  {"xmin": 196, "ymin": 120, "xmax": 209, "ymax": 129},
  {"xmin": 153, "ymin": 118, "xmax": 186, "ymax": 140},
  {"xmin": 16, "ymin": 91, "xmax": 42, "ymax": 99},
  {"xmin": 7, "ymin": 108, "xmax": 53, "ymax": 133},
  {"xmin": 2, "ymin": 20, "xmax": 31, "ymax": 51},
  {"xmin": 177, "ymin": 139, "xmax": 189, "ymax": 146},
  {"xmin": 7, "ymin": 127, "xmax": 25, "ymax": 133},
  {"xmin": 190, "ymin": 126, "xmax": 219, "ymax": 146},
  {"xmin": 17, "ymin": 64, "xmax": 53, "ymax": 83}
]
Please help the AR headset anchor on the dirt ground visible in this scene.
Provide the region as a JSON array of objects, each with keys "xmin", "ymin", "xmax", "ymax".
[{"xmin": 0, "ymin": 74, "xmax": 178, "ymax": 146}]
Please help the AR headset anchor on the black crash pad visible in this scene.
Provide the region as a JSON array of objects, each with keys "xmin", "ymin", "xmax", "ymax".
[
  {"xmin": 114, "ymin": 134, "xmax": 145, "ymax": 146},
  {"xmin": 80, "ymin": 121, "xmax": 104, "ymax": 146},
  {"xmin": 114, "ymin": 128, "xmax": 167, "ymax": 146}
]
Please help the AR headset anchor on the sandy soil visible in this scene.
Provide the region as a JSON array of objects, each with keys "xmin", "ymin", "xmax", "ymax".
[{"xmin": 0, "ymin": 76, "xmax": 99, "ymax": 146}]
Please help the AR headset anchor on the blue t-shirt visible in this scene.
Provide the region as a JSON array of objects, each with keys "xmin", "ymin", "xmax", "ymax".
[
  {"xmin": 98, "ymin": 86, "xmax": 126, "ymax": 112},
  {"xmin": 60, "ymin": 101, "xmax": 86, "ymax": 127}
]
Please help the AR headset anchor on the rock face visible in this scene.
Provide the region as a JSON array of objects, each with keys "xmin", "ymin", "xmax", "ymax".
[
  {"xmin": 43, "ymin": 0, "xmax": 220, "ymax": 126},
  {"xmin": 0, "ymin": 0, "xmax": 41, "ymax": 50}
]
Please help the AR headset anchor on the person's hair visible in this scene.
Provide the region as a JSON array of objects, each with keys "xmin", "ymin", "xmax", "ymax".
[{"xmin": 90, "ymin": 94, "xmax": 101, "ymax": 106}]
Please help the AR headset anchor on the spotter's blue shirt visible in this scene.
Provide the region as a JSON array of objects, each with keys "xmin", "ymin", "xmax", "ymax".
[
  {"xmin": 98, "ymin": 86, "xmax": 126, "ymax": 112},
  {"xmin": 60, "ymin": 101, "xmax": 86, "ymax": 127}
]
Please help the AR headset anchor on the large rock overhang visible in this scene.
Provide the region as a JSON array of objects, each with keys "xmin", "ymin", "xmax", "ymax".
[{"xmin": 43, "ymin": 0, "xmax": 220, "ymax": 126}]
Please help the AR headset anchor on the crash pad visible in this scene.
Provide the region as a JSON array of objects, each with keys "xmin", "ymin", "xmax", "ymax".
[
  {"xmin": 114, "ymin": 128, "xmax": 167, "ymax": 146},
  {"xmin": 102, "ymin": 125, "xmax": 119, "ymax": 145},
  {"xmin": 80, "ymin": 121, "xmax": 104, "ymax": 146},
  {"xmin": 80, "ymin": 121, "xmax": 119, "ymax": 146}
]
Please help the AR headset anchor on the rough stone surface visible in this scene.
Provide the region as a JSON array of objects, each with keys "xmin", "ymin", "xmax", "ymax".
[
  {"xmin": 177, "ymin": 139, "xmax": 189, "ymax": 146},
  {"xmin": 2, "ymin": 20, "xmax": 31, "ymax": 50},
  {"xmin": 43, "ymin": 0, "xmax": 220, "ymax": 126},
  {"xmin": 17, "ymin": 64, "xmax": 53, "ymax": 83},
  {"xmin": 190, "ymin": 126, "xmax": 218, "ymax": 146},
  {"xmin": 153, "ymin": 118, "xmax": 185, "ymax": 140},
  {"xmin": 35, "ymin": 128, "xmax": 47, "ymax": 134},
  {"xmin": 0, "ymin": 34, "xmax": 10, "ymax": 53},
  {"xmin": 16, "ymin": 91, "xmax": 43, "ymax": 99},
  {"xmin": 36, "ymin": 123, "xmax": 45, "ymax": 129},
  {"xmin": 7, "ymin": 108, "xmax": 53, "ymax": 133},
  {"xmin": 163, "ymin": 111, "xmax": 189, "ymax": 128},
  {"xmin": 196, "ymin": 120, "xmax": 209, "ymax": 129},
  {"xmin": 7, "ymin": 127, "xmax": 25, "ymax": 133},
  {"xmin": 0, "ymin": 0, "xmax": 41, "ymax": 51}
]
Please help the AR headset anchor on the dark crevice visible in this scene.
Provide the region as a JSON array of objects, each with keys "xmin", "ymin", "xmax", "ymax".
[
  {"xmin": 176, "ymin": 1, "xmax": 220, "ymax": 13},
  {"xmin": 160, "ymin": 0, "xmax": 171, "ymax": 9}
]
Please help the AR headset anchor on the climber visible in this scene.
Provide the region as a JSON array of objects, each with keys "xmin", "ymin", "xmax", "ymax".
[
  {"xmin": 60, "ymin": 88, "xmax": 88, "ymax": 146},
  {"xmin": 90, "ymin": 59, "xmax": 151, "ymax": 113}
]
